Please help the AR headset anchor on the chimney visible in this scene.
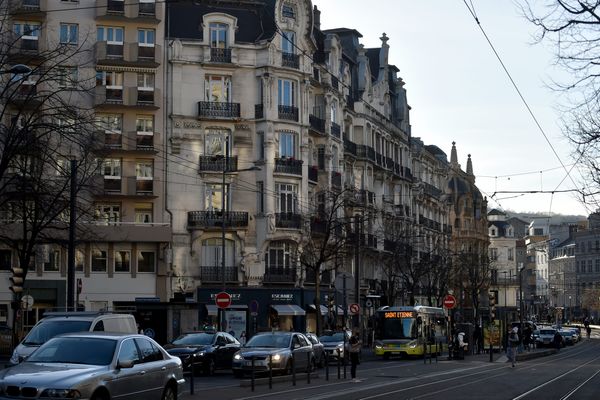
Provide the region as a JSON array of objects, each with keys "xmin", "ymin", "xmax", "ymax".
[{"xmin": 313, "ymin": 5, "xmax": 321, "ymax": 30}]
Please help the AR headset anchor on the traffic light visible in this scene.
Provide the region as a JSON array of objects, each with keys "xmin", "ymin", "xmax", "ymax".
[
  {"xmin": 489, "ymin": 291, "xmax": 496, "ymax": 321},
  {"xmin": 9, "ymin": 267, "xmax": 24, "ymax": 294}
]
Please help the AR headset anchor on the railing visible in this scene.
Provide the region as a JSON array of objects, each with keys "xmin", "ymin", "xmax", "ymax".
[
  {"xmin": 385, "ymin": 157, "xmax": 394, "ymax": 170},
  {"xmin": 309, "ymin": 115, "xmax": 325, "ymax": 133},
  {"xmin": 330, "ymin": 122, "xmax": 341, "ymax": 139},
  {"xmin": 107, "ymin": 44, "xmax": 123, "ymax": 59},
  {"xmin": 308, "ymin": 166, "xmax": 318, "ymax": 182},
  {"xmin": 404, "ymin": 167, "xmax": 413, "ymax": 180},
  {"xmin": 137, "ymin": 90, "xmax": 154, "ymax": 105},
  {"xmin": 343, "ymin": 138, "xmax": 357, "ymax": 156},
  {"xmin": 375, "ymin": 152, "xmax": 382, "ymax": 165},
  {"xmin": 423, "ymin": 182, "xmax": 442, "ymax": 199},
  {"xmin": 138, "ymin": 46, "xmax": 155, "ymax": 59},
  {"xmin": 331, "ymin": 172, "xmax": 342, "ymax": 189},
  {"xmin": 275, "ymin": 212, "xmax": 302, "ymax": 229},
  {"xmin": 198, "ymin": 101, "xmax": 240, "ymax": 119},
  {"xmin": 20, "ymin": 0, "xmax": 40, "ymax": 9},
  {"xmin": 254, "ymin": 104, "xmax": 264, "ymax": 119},
  {"xmin": 187, "ymin": 211, "xmax": 249, "ymax": 229},
  {"xmin": 282, "ymin": 52, "xmax": 300, "ymax": 69},
  {"xmin": 198, "ymin": 155, "xmax": 238, "ymax": 172},
  {"xmin": 138, "ymin": 2, "xmax": 155, "ymax": 15},
  {"xmin": 136, "ymin": 179, "xmax": 153, "ymax": 194},
  {"xmin": 356, "ymin": 145, "xmax": 376, "ymax": 162},
  {"xmin": 264, "ymin": 268, "xmax": 296, "ymax": 283},
  {"xmin": 104, "ymin": 178, "xmax": 121, "ymax": 192},
  {"xmin": 211, "ymin": 47, "xmax": 232, "ymax": 63},
  {"xmin": 20, "ymin": 39, "xmax": 38, "ymax": 52},
  {"xmin": 278, "ymin": 105, "xmax": 298, "ymax": 121},
  {"xmin": 104, "ymin": 133, "xmax": 122, "ymax": 149},
  {"xmin": 274, "ymin": 157, "xmax": 302, "ymax": 175},
  {"xmin": 199, "ymin": 266, "xmax": 238, "ymax": 283}
]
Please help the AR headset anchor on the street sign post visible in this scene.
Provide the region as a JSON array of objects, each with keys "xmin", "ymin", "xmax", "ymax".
[
  {"xmin": 443, "ymin": 294, "xmax": 457, "ymax": 309},
  {"xmin": 215, "ymin": 292, "xmax": 232, "ymax": 309}
]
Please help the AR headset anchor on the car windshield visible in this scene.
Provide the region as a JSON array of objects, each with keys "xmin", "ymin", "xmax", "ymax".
[
  {"xmin": 319, "ymin": 333, "xmax": 346, "ymax": 343},
  {"xmin": 27, "ymin": 337, "xmax": 117, "ymax": 365},
  {"xmin": 23, "ymin": 320, "xmax": 92, "ymax": 346},
  {"xmin": 172, "ymin": 333, "xmax": 214, "ymax": 346},
  {"xmin": 245, "ymin": 334, "xmax": 290, "ymax": 348},
  {"xmin": 540, "ymin": 330, "xmax": 555, "ymax": 335}
]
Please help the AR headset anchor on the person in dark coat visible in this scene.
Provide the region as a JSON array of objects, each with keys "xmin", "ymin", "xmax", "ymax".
[
  {"xmin": 473, "ymin": 325, "xmax": 483, "ymax": 354},
  {"xmin": 553, "ymin": 330, "xmax": 563, "ymax": 351},
  {"xmin": 522, "ymin": 326, "xmax": 531, "ymax": 351}
]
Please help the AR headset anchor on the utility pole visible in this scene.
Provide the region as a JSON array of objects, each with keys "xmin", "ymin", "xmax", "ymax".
[
  {"xmin": 67, "ymin": 159, "xmax": 77, "ymax": 311},
  {"xmin": 220, "ymin": 139, "xmax": 228, "ymax": 332}
]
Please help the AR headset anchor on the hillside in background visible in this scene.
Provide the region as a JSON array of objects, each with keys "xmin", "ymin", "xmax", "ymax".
[{"xmin": 499, "ymin": 210, "xmax": 588, "ymax": 225}]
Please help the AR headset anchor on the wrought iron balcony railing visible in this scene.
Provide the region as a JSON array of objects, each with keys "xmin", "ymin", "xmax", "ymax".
[
  {"xmin": 199, "ymin": 265, "xmax": 238, "ymax": 282},
  {"xmin": 254, "ymin": 104, "xmax": 264, "ymax": 119},
  {"xmin": 278, "ymin": 105, "xmax": 298, "ymax": 121},
  {"xmin": 330, "ymin": 122, "xmax": 341, "ymax": 139},
  {"xmin": 198, "ymin": 101, "xmax": 240, "ymax": 119},
  {"xmin": 264, "ymin": 267, "xmax": 297, "ymax": 283},
  {"xmin": 309, "ymin": 115, "xmax": 325, "ymax": 133},
  {"xmin": 198, "ymin": 155, "xmax": 238, "ymax": 172},
  {"xmin": 282, "ymin": 52, "xmax": 300, "ymax": 69},
  {"xmin": 308, "ymin": 166, "xmax": 318, "ymax": 182},
  {"xmin": 187, "ymin": 211, "xmax": 249, "ymax": 229},
  {"xmin": 210, "ymin": 47, "xmax": 232, "ymax": 63},
  {"xmin": 275, "ymin": 212, "xmax": 302, "ymax": 229},
  {"xmin": 343, "ymin": 138, "xmax": 357, "ymax": 156},
  {"xmin": 274, "ymin": 157, "xmax": 302, "ymax": 175}
]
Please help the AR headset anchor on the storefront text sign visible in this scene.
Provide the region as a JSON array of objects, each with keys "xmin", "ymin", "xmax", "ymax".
[{"xmin": 271, "ymin": 293, "xmax": 294, "ymax": 301}]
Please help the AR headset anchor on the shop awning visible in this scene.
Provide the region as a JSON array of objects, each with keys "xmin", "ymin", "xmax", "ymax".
[
  {"xmin": 271, "ymin": 304, "xmax": 306, "ymax": 316},
  {"xmin": 309, "ymin": 304, "xmax": 329, "ymax": 315}
]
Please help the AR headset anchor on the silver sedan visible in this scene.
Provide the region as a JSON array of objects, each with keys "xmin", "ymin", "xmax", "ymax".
[{"xmin": 0, "ymin": 332, "xmax": 185, "ymax": 400}]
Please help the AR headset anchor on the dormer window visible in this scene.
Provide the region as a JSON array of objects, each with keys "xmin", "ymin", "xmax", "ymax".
[
  {"xmin": 282, "ymin": 4, "xmax": 295, "ymax": 19},
  {"xmin": 282, "ymin": 31, "xmax": 295, "ymax": 54},
  {"xmin": 210, "ymin": 22, "xmax": 228, "ymax": 49}
]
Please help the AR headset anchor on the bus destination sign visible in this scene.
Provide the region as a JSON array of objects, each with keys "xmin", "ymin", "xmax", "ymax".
[{"xmin": 384, "ymin": 311, "xmax": 414, "ymax": 319}]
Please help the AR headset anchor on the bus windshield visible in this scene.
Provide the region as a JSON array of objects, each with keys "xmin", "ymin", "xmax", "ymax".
[{"xmin": 381, "ymin": 317, "xmax": 415, "ymax": 340}]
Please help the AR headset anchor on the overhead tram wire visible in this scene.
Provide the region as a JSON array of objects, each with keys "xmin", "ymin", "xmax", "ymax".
[{"xmin": 460, "ymin": 0, "xmax": 592, "ymax": 215}]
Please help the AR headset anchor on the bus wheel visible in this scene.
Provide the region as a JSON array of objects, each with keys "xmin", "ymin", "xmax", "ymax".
[{"xmin": 383, "ymin": 353, "xmax": 390, "ymax": 360}]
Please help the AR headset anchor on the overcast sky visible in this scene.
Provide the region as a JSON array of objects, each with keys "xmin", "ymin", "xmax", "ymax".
[{"xmin": 313, "ymin": 0, "xmax": 591, "ymax": 218}]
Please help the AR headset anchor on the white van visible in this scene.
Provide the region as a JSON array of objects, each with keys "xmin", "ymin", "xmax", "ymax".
[{"xmin": 9, "ymin": 312, "xmax": 137, "ymax": 365}]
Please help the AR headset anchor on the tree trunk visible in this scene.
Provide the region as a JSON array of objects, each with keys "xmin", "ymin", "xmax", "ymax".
[{"xmin": 315, "ymin": 268, "xmax": 321, "ymax": 335}]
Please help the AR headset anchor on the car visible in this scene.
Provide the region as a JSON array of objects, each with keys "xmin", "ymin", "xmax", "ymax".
[
  {"xmin": 319, "ymin": 331, "xmax": 351, "ymax": 360},
  {"xmin": 163, "ymin": 331, "xmax": 240, "ymax": 375},
  {"xmin": 304, "ymin": 333, "xmax": 325, "ymax": 367},
  {"xmin": 9, "ymin": 311, "xmax": 137, "ymax": 365},
  {"xmin": 567, "ymin": 327, "xmax": 580, "ymax": 342},
  {"xmin": 536, "ymin": 328, "xmax": 557, "ymax": 347},
  {"xmin": 559, "ymin": 329, "xmax": 574, "ymax": 345},
  {"xmin": 231, "ymin": 332, "xmax": 314, "ymax": 378},
  {"xmin": 0, "ymin": 332, "xmax": 185, "ymax": 400}
]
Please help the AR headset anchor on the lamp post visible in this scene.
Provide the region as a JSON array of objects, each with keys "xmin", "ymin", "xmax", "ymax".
[
  {"xmin": 218, "ymin": 147, "xmax": 260, "ymax": 331},
  {"xmin": 518, "ymin": 262, "xmax": 524, "ymax": 341}
]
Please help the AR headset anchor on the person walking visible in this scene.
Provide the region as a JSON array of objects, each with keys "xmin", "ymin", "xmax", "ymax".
[
  {"xmin": 553, "ymin": 329, "xmax": 563, "ymax": 352},
  {"xmin": 349, "ymin": 329, "xmax": 362, "ymax": 382},
  {"xmin": 508, "ymin": 327, "xmax": 519, "ymax": 367}
]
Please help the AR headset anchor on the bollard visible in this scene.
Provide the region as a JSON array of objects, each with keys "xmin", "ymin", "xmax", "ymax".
[
  {"xmin": 251, "ymin": 356, "xmax": 255, "ymax": 392},
  {"xmin": 307, "ymin": 352, "xmax": 311, "ymax": 384},
  {"xmin": 343, "ymin": 349, "xmax": 347, "ymax": 379},
  {"xmin": 189, "ymin": 363, "xmax": 194, "ymax": 395},
  {"xmin": 325, "ymin": 351, "xmax": 329, "ymax": 381},
  {"xmin": 269, "ymin": 354, "xmax": 273, "ymax": 390},
  {"xmin": 292, "ymin": 353, "xmax": 296, "ymax": 386},
  {"xmin": 489, "ymin": 341, "xmax": 493, "ymax": 363},
  {"xmin": 337, "ymin": 349, "xmax": 341, "ymax": 379}
]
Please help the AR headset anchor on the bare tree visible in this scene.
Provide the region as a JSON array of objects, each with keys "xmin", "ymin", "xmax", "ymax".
[
  {"xmin": 451, "ymin": 250, "xmax": 491, "ymax": 322},
  {"xmin": 421, "ymin": 248, "xmax": 452, "ymax": 307},
  {"xmin": 299, "ymin": 189, "xmax": 350, "ymax": 335},
  {"xmin": 0, "ymin": 14, "xmax": 101, "ymax": 339}
]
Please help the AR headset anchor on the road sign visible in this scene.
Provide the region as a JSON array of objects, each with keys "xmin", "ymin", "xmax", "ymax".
[
  {"xmin": 250, "ymin": 299, "xmax": 259, "ymax": 316},
  {"xmin": 215, "ymin": 292, "xmax": 232, "ymax": 309},
  {"xmin": 350, "ymin": 303, "xmax": 360, "ymax": 314},
  {"xmin": 365, "ymin": 299, "xmax": 373, "ymax": 308},
  {"xmin": 443, "ymin": 294, "xmax": 457, "ymax": 309},
  {"xmin": 21, "ymin": 295, "xmax": 34, "ymax": 311}
]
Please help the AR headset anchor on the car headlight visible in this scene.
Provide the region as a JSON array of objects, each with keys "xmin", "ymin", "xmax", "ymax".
[
  {"xmin": 272, "ymin": 354, "xmax": 281, "ymax": 361},
  {"xmin": 41, "ymin": 388, "xmax": 81, "ymax": 398},
  {"xmin": 375, "ymin": 345, "xmax": 383, "ymax": 350},
  {"xmin": 234, "ymin": 354, "xmax": 242, "ymax": 360}
]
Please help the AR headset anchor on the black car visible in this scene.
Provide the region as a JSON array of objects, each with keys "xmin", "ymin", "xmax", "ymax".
[{"xmin": 164, "ymin": 331, "xmax": 240, "ymax": 375}]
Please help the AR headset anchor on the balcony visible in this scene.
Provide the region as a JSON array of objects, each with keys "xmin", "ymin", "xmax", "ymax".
[
  {"xmin": 282, "ymin": 52, "xmax": 300, "ymax": 69},
  {"xmin": 308, "ymin": 165, "xmax": 318, "ymax": 183},
  {"xmin": 274, "ymin": 157, "xmax": 302, "ymax": 175},
  {"xmin": 423, "ymin": 182, "xmax": 442, "ymax": 199},
  {"xmin": 198, "ymin": 101, "xmax": 240, "ymax": 119},
  {"xmin": 309, "ymin": 115, "xmax": 325, "ymax": 134},
  {"xmin": 330, "ymin": 122, "xmax": 341, "ymax": 139},
  {"xmin": 254, "ymin": 104, "xmax": 264, "ymax": 119},
  {"xmin": 136, "ymin": 89, "xmax": 155, "ymax": 105},
  {"xmin": 136, "ymin": 179, "xmax": 153, "ymax": 195},
  {"xmin": 275, "ymin": 212, "xmax": 302, "ymax": 229},
  {"xmin": 210, "ymin": 47, "xmax": 232, "ymax": 63},
  {"xmin": 404, "ymin": 167, "xmax": 413, "ymax": 180},
  {"xmin": 96, "ymin": 0, "xmax": 161, "ymax": 21},
  {"xmin": 104, "ymin": 178, "xmax": 121, "ymax": 193},
  {"xmin": 9, "ymin": 0, "xmax": 46, "ymax": 17},
  {"xmin": 343, "ymin": 138, "xmax": 357, "ymax": 156},
  {"xmin": 331, "ymin": 171, "xmax": 342, "ymax": 189},
  {"xmin": 305, "ymin": 269, "xmax": 332, "ymax": 285},
  {"xmin": 385, "ymin": 157, "xmax": 394, "ymax": 170},
  {"xmin": 187, "ymin": 211, "xmax": 249, "ymax": 230},
  {"xmin": 107, "ymin": 0, "xmax": 124, "ymax": 14},
  {"xmin": 350, "ymin": 189, "xmax": 375, "ymax": 207},
  {"xmin": 264, "ymin": 268, "xmax": 296, "ymax": 284},
  {"xmin": 136, "ymin": 134, "xmax": 154, "ymax": 151},
  {"xmin": 375, "ymin": 152, "xmax": 382, "ymax": 165},
  {"xmin": 330, "ymin": 75, "xmax": 339, "ymax": 91},
  {"xmin": 138, "ymin": 2, "xmax": 155, "ymax": 16},
  {"xmin": 104, "ymin": 133, "xmax": 122, "ymax": 149},
  {"xmin": 356, "ymin": 145, "xmax": 376, "ymax": 162},
  {"xmin": 198, "ymin": 155, "xmax": 238, "ymax": 173},
  {"xmin": 278, "ymin": 105, "xmax": 298, "ymax": 121},
  {"xmin": 199, "ymin": 266, "xmax": 238, "ymax": 283}
]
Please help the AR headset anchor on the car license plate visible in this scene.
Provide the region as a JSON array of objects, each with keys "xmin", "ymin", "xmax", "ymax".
[
  {"xmin": 391, "ymin": 351, "xmax": 400, "ymax": 354},
  {"xmin": 244, "ymin": 361, "xmax": 253, "ymax": 366}
]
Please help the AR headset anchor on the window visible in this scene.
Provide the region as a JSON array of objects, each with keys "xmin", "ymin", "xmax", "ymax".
[
  {"xmin": 97, "ymin": 26, "xmax": 124, "ymax": 44},
  {"xmin": 136, "ymin": 115, "xmax": 153, "ymax": 134},
  {"xmin": 118, "ymin": 339, "xmax": 140, "ymax": 365},
  {"xmin": 95, "ymin": 203, "xmax": 121, "ymax": 224},
  {"xmin": 257, "ymin": 131, "xmax": 265, "ymax": 160},
  {"xmin": 276, "ymin": 183, "xmax": 298, "ymax": 213},
  {"xmin": 75, "ymin": 249, "xmax": 84, "ymax": 272},
  {"xmin": 135, "ymin": 338, "xmax": 162, "ymax": 362},
  {"xmin": 205, "ymin": 76, "xmax": 231, "ymax": 103},
  {"xmin": 137, "ymin": 251, "xmax": 155, "ymax": 273},
  {"xmin": 91, "ymin": 249, "xmax": 108, "ymax": 272},
  {"xmin": 57, "ymin": 67, "xmax": 78, "ymax": 88},
  {"xmin": 135, "ymin": 203, "xmax": 153, "ymax": 223},
  {"xmin": 97, "ymin": 114, "xmax": 122, "ymax": 135},
  {"xmin": 205, "ymin": 183, "xmax": 229, "ymax": 211},
  {"xmin": 201, "ymin": 238, "xmax": 234, "ymax": 267},
  {"xmin": 137, "ymin": 73, "xmax": 154, "ymax": 91},
  {"xmin": 96, "ymin": 71, "xmax": 123, "ymax": 89},
  {"xmin": 595, "ymin": 259, "xmax": 600, "ymax": 273},
  {"xmin": 278, "ymin": 79, "xmax": 295, "ymax": 106},
  {"xmin": 205, "ymin": 129, "xmax": 231, "ymax": 157},
  {"xmin": 115, "ymin": 250, "xmax": 130, "ymax": 273},
  {"xmin": 508, "ymin": 248, "xmax": 514, "ymax": 261},
  {"xmin": 282, "ymin": 4, "xmax": 295, "ymax": 18},
  {"xmin": 102, "ymin": 159, "xmax": 121, "ymax": 178},
  {"xmin": 490, "ymin": 248, "xmax": 498, "ymax": 261},
  {"xmin": 589, "ymin": 260, "xmax": 593, "ymax": 273},
  {"xmin": 14, "ymin": 21, "xmax": 40, "ymax": 39},
  {"xmin": 43, "ymin": 250, "xmax": 60, "ymax": 272},
  {"xmin": 257, "ymin": 181, "xmax": 264, "ymax": 213},
  {"xmin": 330, "ymin": 99, "xmax": 338, "ymax": 124},
  {"xmin": 279, "ymin": 132, "xmax": 296, "ymax": 158},
  {"xmin": 136, "ymin": 160, "xmax": 153, "ymax": 180},
  {"xmin": 209, "ymin": 22, "xmax": 228, "ymax": 48},
  {"xmin": 0, "ymin": 250, "xmax": 11, "ymax": 271},
  {"xmin": 266, "ymin": 241, "xmax": 296, "ymax": 270},
  {"xmin": 138, "ymin": 29, "xmax": 155, "ymax": 47},
  {"xmin": 60, "ymin": 23, "xmax": 78, "ymax": 44},
  {"xmin": 282, "ymin": 30, "xmax": 295, "ymax": 54}
]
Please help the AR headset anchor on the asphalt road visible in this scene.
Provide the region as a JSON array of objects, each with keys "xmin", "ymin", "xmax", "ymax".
[{"xmin": 181, "ymin": 337, "xmax": 600, "ymax": 400}]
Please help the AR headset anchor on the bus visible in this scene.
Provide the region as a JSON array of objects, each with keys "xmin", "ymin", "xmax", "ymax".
[{"xmin": 373, "ymin": 306, "xmax": 448, "ymax": 359}]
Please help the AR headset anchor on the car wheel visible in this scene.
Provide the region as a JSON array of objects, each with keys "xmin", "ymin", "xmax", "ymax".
[
  {"xmin": 204, "ymin": 358, "xmax": 216, "ymax": 376},
  {"xmin": 233, "ymin": 370, "xmax": 244, "ymax": 378},
  {"xmin": 161, "ymin": 385, "xmax": 176, "ymax": 400}
]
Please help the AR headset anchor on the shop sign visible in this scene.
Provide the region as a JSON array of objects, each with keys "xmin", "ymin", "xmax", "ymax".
[
  {"xmin": 271, "ymin": 293, "xmax": 294, "ymax": 301},
  {"xmin": 210, "ymin": 293, "xmax": 241, "ymax": 301}
]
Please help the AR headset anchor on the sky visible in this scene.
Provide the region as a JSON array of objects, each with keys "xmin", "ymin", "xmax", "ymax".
[{"xmin": 313, "ymin": 0, "xmax": 592, "ymax": 218}]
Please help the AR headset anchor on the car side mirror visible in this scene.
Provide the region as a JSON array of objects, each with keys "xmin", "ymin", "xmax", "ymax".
[{"xmin": 117, "ymin": 359, "xmax": 135, "ymax": 369}]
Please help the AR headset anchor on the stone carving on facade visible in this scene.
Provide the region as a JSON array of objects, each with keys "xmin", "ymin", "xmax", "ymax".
[
  {"xmin": 172, "ymin": 39, "xmax": 182, "ymax": 60},
  {"xmin": 266, "ymin": 213, "xmax": 276, "ymax": 234}
]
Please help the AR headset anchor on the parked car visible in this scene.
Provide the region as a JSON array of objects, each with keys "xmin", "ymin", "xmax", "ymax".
[
  {"xmin": 536, "ymin": 328, "xmax": 557, "ymax": 347},
  {"xmin": 559, "ymin": 329, "xmax": 575, "ymax": 345},
  {"xmin": 567, "ymin": 327, "xmax": 580, "ymax": 342},
  {"xmin": 231, "ymin": 332, "xmax": 314, "ymax": 378},
  {"xmin": 9, "ymin": 311, "xmax": 137, "ymax": 365},
  {"xmin": 0, "ymin": 332, "xmax": 185, "ymax": 400},
  {"xmin": 163, "ymin": 331, "xmax": 240, "ymax": 375},
  {"xmin": 319, "ymin": 331, "xmax": 351, "ymax": 360},
  {"xmin": 304, "ymin": 333, "xmax": 325, "ymax": 367}
]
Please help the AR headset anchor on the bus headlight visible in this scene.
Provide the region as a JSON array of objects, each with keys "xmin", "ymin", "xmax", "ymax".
[
  {"xmin": 408, "ymin": 340, "xmax": 418, "ymax": 349},
  {"xmin": 375, "ymin": 345, "xmax": 382, "ymax": 350}
]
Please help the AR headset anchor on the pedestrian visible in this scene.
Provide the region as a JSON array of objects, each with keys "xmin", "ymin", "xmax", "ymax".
[
  {"xmin": 523, "ymin": 326, "xmax": 531, "ymax": 351},
  {"xmin": 586, "ymin": 325, "xmax": 592, "ymax": 339},
  {"xmin": 349, "ymin": 329, "xmax": 362, "ymax": 382},
  {"xmin": 508, "ymin": 327, "xmax": 519, "ymax": 367},
  {"xmin": 553, "ymin": 329, "xmax": 563, "ymax": 352},
  {"xmin": 473, "ymin": 325, "xmax": 482, "ymax": 354}
]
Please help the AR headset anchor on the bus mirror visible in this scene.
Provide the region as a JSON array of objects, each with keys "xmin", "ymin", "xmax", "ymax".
[{"xmin": 417, "ymin": 316, "xmax": 422, "ymax": 325}]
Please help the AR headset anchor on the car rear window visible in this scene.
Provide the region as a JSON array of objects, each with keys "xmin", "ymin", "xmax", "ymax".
[{"xmin": 23, "ymin": 320, "xmax": 93, "ymax": 346}]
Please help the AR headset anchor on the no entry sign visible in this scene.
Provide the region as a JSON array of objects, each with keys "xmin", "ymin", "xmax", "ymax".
[
  {"xmin": 443, "ymin": 294, "xmax": 457, "ymax": 309},
  {"xmin": 215, "ymin": 292, "xmax": 232, "ymax": 309}
]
